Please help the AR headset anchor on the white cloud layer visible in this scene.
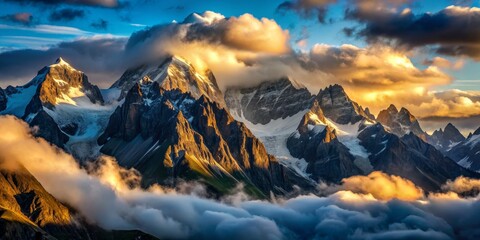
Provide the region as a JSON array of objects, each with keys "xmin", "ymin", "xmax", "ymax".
[{"xmin": 1, "ymin": 116, "xmax": 480, "ymax": 239}]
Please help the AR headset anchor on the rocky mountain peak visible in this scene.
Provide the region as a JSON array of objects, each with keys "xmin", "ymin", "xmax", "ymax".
[
  {"xmin": 24, "ymin": 58, "xmax": 104, "ymax": 110},
  {"xmin": 474, "ymin": 127, "xmax": 480, "ymax": 136},
  {"xmin": 54, "ymin": 57, "xmax": 70, "ymax": 66},
  {"xmin": 224, "ymin": 77, "xmax": 314, "ymax": 124},
  {"xmin": 429, "ymin": 123, "xmax": 465, "ymax": 153},
  {"xmin": 315, "ymin": 84, "xmax": 372, "ymax": 124},
  {"xmin": 111, "ymin": 55, "xmax": 225, "ymax": 106},
  {"xmin": 386, "ymin": 104, "xmax": 398, "ymax": 114},
  {"xmin": 444, "ymin": 123, "xmax": 464, "ymax": 139},
  {"xmin": 398, "ymin": 107, "xmax": 417, "ymax": 122},
  {"xmin": 377, "ymin": 104, "xmax": 425, "ymax": 138}
]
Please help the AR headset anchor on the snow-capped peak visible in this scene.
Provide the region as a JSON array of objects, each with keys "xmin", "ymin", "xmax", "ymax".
[
  {"xmin": 111, "ymin": 55, "xmax": 225, "ymax": 106},
  {"xmin": 52, "ymin": 57, "xmax": 75, "ymax": 70}
]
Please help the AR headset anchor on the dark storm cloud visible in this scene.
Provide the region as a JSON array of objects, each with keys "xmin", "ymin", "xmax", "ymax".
[
  {"xmin": 0, "ymin": 37, "xmax": 127, "ymax": 87},
  {"xmin": 346, "ymin": 5, "xmax": 480, "ymax": 60},
  {"xmin": 90, "ymin": 18, "xmax": 108, "ymax": 30},
  {"xmin": 276, "ymin": 0, "xmax": 337, "ymax": 23},
  {"xmin": 2, "ymin": 0, "xmax": 120, "ymax": 8},
  {"xmin": 49, "ymin": 8, "xmax": 85, "ymax": 21},
  {"xmin": 0, "ymin": 12, "xmax": 33, "ymax": 25}
]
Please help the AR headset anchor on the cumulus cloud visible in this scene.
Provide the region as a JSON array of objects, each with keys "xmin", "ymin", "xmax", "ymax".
[
  {"xmin": 276, "ymin": 0, "xmax": 337, "ymax": 23},
  {"xmin": 340, "ymin": 171, "xmax": 424, "ymax": 201},
  {"xmin": 49, "ymin": 8, "xmax": 85, "ymax": 22},
  {"xmin": 442, "ymin": 176, "xmax": 480, "ymax": 194},
  {"xmin": 386, "ymin": 90, "xmax": 480, "ymax": 118},
  {"xmin": 347, "ymin": 5, "xmax": 480, "ymax": 60},
  {"xmin": 2, "ymin": 115, "xmax": 480, "ymax": 239},
  {"xmin": 127, "ymin": 11, "xmax": 290, "ymax": 56}
]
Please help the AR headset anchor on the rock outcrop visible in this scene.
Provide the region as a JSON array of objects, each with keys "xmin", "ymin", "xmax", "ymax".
[{"xmin": 224, "ymin": 77, "xmax": 314, "ymax": 124}]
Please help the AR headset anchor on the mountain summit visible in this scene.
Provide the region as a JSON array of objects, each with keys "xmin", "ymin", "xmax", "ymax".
[
  {"xmin": 315, "ymin": 84, "xmax": 374, "ymax": 124},
  {"xmin": 111, "ymin": 56, "xmax": 225, "ymax": 106},
  {"xmin": 0, "ymin": 58, "xmax": 107, "ymax": 149},
  {"xmin": 377, "ymin": 104, "xmax": 426, "ymax": 139},
  {"xmin": 26, "ymin": 57, "xmax": 104, "ymax": 109},
  {"xmin": 225, "ymin": 77, "xmax": 314, "ymax": 124}
]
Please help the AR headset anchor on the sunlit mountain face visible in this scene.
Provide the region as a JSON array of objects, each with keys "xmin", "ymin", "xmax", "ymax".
[{"xmin": 1, "ymin": 1, "xmax": 480, "ymax": 239}]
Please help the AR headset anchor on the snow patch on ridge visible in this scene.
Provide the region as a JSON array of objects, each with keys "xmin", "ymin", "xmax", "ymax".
[
  {"xmin": 231, "ymin": 110, "xmax": 312, "ymax": 179},
  {"xmin": 0, "ymin": 85, "xmax": 37, "ymax": 117}
]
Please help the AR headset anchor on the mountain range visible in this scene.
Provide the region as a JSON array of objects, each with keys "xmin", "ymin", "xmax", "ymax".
[{"xmin": 1, "ymin": 56, "xmax": 480, "ymax": 238}]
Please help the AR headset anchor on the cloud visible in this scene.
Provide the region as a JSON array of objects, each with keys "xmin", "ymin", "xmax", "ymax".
[
  {"xmin": 2, "ymin": 0, "xmax": 120, "ymax": 8},
  {"xmin": 276, "ymin": 0, "xmax": 337, "ymax": 23},
  {"xmin": 0, "ymin": 23, "xmax": 91, "ymax": 35},
  {"xmin": 0, "ymin": 36, "xmax": 127, "ymax": 87},
  {"xmin": 182, "ymin": 11, "xmax": 291, "ymax": 54},
  {"xmin": 49, "ymin": 8, "xmax": 85, "ymax": 22},
  {"xmin": 347, "ymin": 5, "xmax": 480, "ymax": 60},
  {"xmin": 364, "ymin": 89, "xmax": 480, "ymax": 118},
  {"xmin": 91, "ymin": 19, "xmax": 108, "ymax": 30},
  {"xmin": 0, "ymin": 12, "xmax": 33, "ymax": 25},
  {"xmin": 423, "ymin": 57, "xmax": 465, "ymax": 70},
  {"xmin": 0, "ymin": 10, "xmax": 477, "ymax": 120},
  {"xmin": 339, "ymin": 171, "xmax": 424, "ymax": 201},
  {"xmin": 3, "ymin": 115, "xmax": 480, "ymax": 239},
  {"xmin": 442, "ymin": 176, "xmax": 480, "ymax": 194}
]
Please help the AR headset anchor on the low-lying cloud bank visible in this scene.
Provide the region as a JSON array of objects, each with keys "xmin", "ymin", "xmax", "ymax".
[{"xmin": 1, "ymin": 115, "xmax": 480, "ymax": 239}]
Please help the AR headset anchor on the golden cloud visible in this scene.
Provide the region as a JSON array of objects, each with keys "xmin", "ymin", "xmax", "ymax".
[{"xmin": 339, "ymin": 171, "xmax": 425, "ymax": 201}]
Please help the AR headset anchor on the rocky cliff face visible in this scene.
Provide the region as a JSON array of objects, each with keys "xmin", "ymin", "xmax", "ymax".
[
  {"xmin": 286, "ymin": 99, "xmax": 365, "ymax": 182},
  {"xmin": 447, "ymin": 128, "xmax": 480, "ymax": 172},
  {"xmin": 224, "ymin": 77, "xmax": 314, "ymax": 124},
  {"xmin": 315, "ymin": 84, "xmax": 373, "ymax": 124},
  {"xmin": 111, "ymin": 56, "xmax": 225, "ymax": 106},
  {"xmin": 0, "ymin": 160, "xmax": 90, "ymax": 240},
  {"xmin": 99, "ymin": 80, "xmax": 300, "ymax": 196},
  {"xmin": 358, "ymin": 123, "xmax": 478, "ymax": 191},
  {"xmin": 377, "ymin": 104, "xmax": 427, "ymax": 139}
]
